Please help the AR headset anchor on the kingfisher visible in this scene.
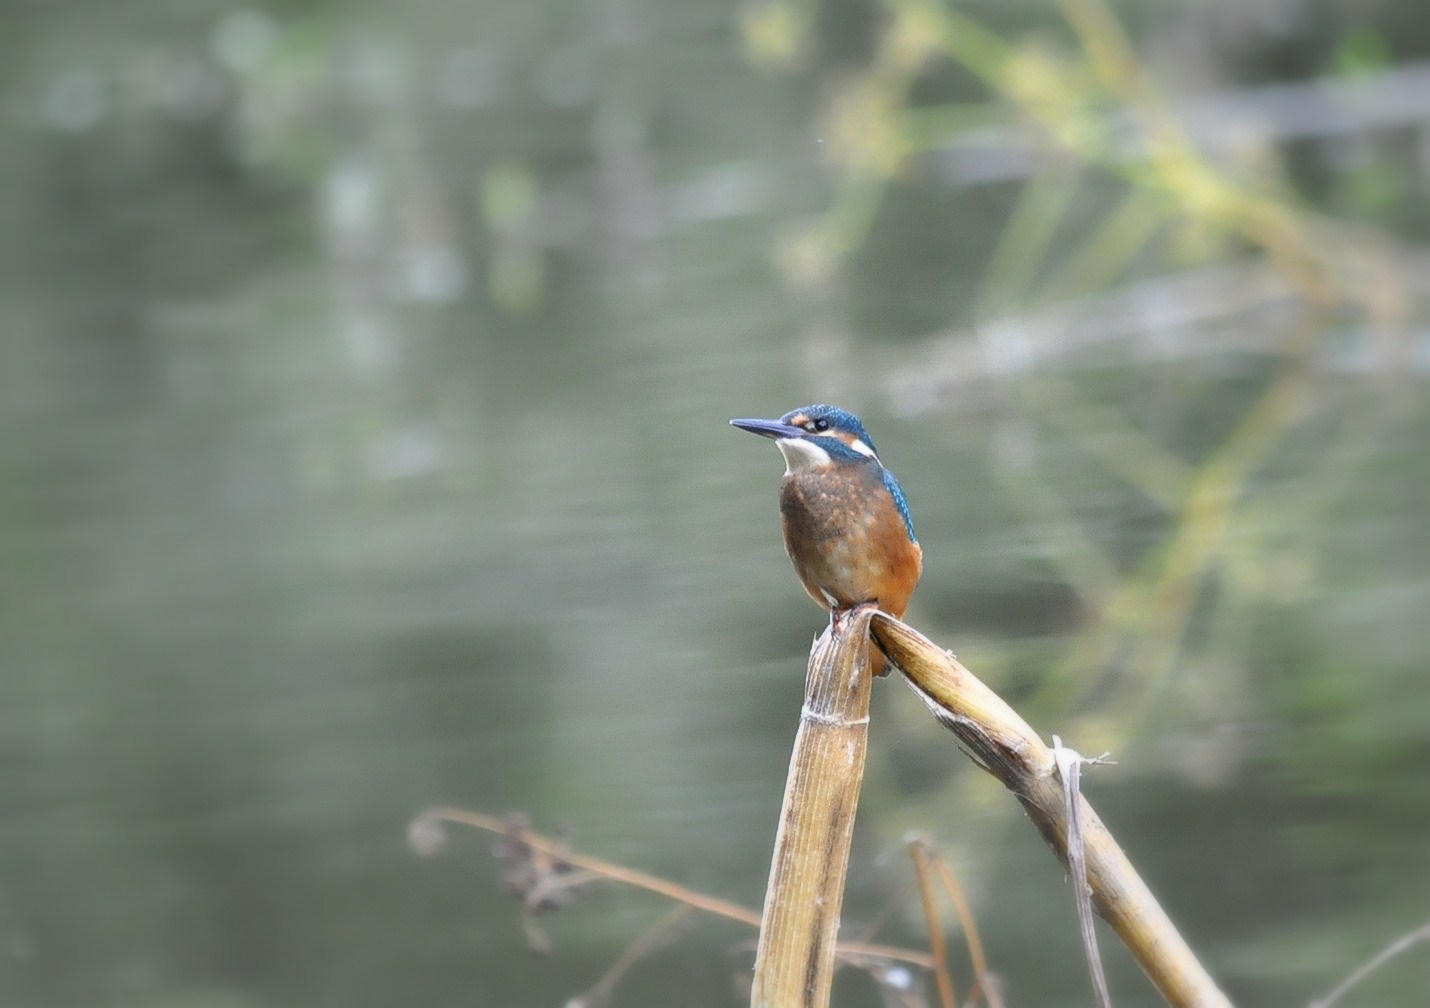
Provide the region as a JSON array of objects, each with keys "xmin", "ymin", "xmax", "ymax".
[{"xmin": 730, "ymin": 404, "xmax": 922, "ymax": 675}]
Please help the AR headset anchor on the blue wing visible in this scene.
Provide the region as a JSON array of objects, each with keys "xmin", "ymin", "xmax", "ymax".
[{"xmin": 882, "ymin": 467, "xmax": 917, "ymax": 543}]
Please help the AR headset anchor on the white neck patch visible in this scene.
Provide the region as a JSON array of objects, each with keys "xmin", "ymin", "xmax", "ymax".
[
  {"xmin": 845, "ymin": 437, "xmax": 877, "ymax": 460},
  {"xmin": 776, "ymin": 437, "xmax": 833, "ymax": 473}
]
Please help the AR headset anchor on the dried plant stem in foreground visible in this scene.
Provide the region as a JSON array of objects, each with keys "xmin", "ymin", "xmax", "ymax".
[
  {"xmin": 409, "ymin": 805, "xmax": 933, "ymax": 971},
  {"xmin": 871, "ymin": 612, "xmax": 1233, "ymax": 1008},
  {"xmin": 750, "ymin": 607, "xmax": 878, "ymax": 1008}
]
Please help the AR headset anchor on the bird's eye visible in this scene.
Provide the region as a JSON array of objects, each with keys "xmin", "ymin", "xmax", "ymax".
[{"xmin": 813, "ymin": 418, "xmax": 830, "ymax": 432}]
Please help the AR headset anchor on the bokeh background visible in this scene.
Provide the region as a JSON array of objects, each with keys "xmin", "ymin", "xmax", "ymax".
[{"xmin": 3, "ymin": 0, "xmax": 1429, "ymax": 1005}]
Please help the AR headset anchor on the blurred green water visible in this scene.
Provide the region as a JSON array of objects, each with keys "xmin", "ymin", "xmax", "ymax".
[{"xmin": 1, "ymin": 2, "xmax": 1429, "ymax": 1006}]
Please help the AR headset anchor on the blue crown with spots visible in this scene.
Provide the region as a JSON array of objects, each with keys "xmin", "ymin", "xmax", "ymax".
[{"xmin": 779, "ymin": 404, "xmax": 878, "ymax": 455}]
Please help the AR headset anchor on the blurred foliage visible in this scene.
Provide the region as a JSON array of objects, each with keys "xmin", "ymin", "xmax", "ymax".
[
  {"xmin": 735, "ymin": 0, "xmax": 1430, "ymax": 1000},
  {"xmin": 1, "ymin": 0, "xmax": 1428, "ymax": 1006}
]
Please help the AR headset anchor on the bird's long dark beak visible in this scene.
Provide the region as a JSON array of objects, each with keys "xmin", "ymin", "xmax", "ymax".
[{"xmin": 730, "ymin": 417, "xmax": 805, "ymax": 439}]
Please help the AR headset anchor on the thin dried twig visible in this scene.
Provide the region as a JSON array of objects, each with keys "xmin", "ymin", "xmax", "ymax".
[
  {"xmin": 409, "ymin": 806, "xmax": 933, "ymax": 970},
  {"xmin": 570, "ymin": 905, "xmax": 695, "ymax": 1008},
  {"xmin": 910, "ymin": 841, "xmax": 958, "ymax": 1008},
  {"xmin": 1308, "ymin": 921, "xmax": 1430, "ymax": 1008},
  {"xmin": 909, "ymin": 838, "xmax": 1003, "ymax": 1008}
]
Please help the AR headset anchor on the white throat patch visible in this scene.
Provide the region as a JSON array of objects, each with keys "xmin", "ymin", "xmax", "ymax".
[{"xmin": 776, "ymin": 437, "xmax": 833, "ymax": 473}]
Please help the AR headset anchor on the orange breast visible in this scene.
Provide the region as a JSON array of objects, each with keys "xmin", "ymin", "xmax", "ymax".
[{"xmin": 778, "ymin": 466, "xmax": 922, "ymax": 618}]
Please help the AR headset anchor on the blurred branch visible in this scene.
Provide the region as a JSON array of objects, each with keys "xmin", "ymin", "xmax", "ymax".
[
  {"xmin": 891, "ymin": 0, "xmax": 1324, "ymax": 292},
  {"xmin": 973, "ymin": 172, "xmax": 1083, "ymax": 319},
  {"xmin": 883, "ymin": 252, "xmax": 1428, "ymax": 412},
  {"xmin": 1038, "ymin": 349, "xmax": 1314, "ymax": 719},
  {"xmin": 932, "ymin": 61, "xmax": 1430, "ymax": 186}
]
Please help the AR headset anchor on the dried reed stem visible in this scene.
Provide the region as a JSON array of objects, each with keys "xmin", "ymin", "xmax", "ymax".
[
  {"xmin": 871, "ymin": 612, "xmax": 1233, "ymax": 1008},
  {"xmin": 750, "ymin": 606, "xmax": 877, "ymax": 1008}
]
